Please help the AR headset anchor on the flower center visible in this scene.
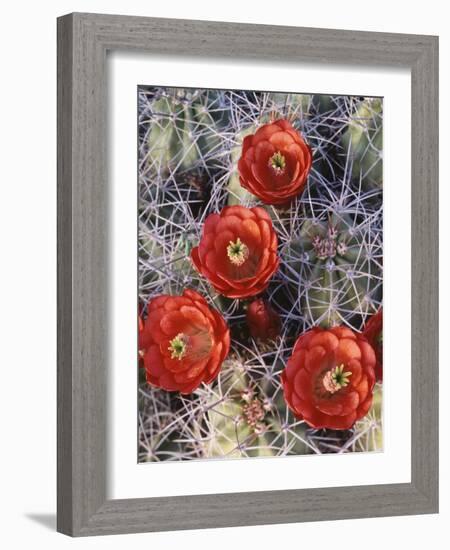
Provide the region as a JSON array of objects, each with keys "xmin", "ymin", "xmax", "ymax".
[
  {"xmin": 168, "ymin": 333, "xmax": 188, "ymax": 360},
  {"xmin": 322, "ymin": 364, "xmax": 352, "ymax": 394},
  {"xmin": 269, "ymin": 151, "xmax": 286, "ymax": 174},
  {"xmin": 227, "ymin": 237, "xmax": 249, "ymax": 266}
]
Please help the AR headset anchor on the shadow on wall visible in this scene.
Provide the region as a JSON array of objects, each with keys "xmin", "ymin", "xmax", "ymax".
[{"xmin": 25, "ymin": 513, "xmax": 56, "ymax": 531}]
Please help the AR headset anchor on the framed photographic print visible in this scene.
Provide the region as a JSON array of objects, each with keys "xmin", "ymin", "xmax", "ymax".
[
  {"xmin": 137, "ymin": 86, "xmax": 383, "ymax": 461},
  {"xmin": 57, "ymin": 13, "xmax": 438, "ymax": 536}
]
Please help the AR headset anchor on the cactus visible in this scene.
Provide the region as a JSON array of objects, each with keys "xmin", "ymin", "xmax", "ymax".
[
  {"xmin": 142, "ymin": 87, "xmax": 228, "ymax": 176},
  {"xmin": 306, "ymin": 383, "xmax": 382, "ymax": 453},
  {"xmin": 198, "ymin": 354, "xmax": 309, "ymax": 458},
  {"xmin": 342, "ymin": 97, "xmax": 383, "ymax": 191},
  {"xmin": 282, "ymin": 208, "xmax": 382, "ymax": 328},
  {"xmin": 225, "ymin": 92, "xmax": 350, "ymax": 207},
  {"xmin": 139, "ymin": 341, "xmax": 312, "ymax": 461},
  {"xmin": 199, "ymin": 359, "xmax": 282, "ymax": 458},
  {"xmin": 138, "ymin": 86, "xmax": 383, "ymax": 461}
]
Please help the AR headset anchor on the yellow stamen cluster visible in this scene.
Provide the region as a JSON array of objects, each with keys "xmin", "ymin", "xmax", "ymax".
[
  {"xmin": 269, "ymin": 151, "xmax": 286, "ymax": 174},
  {"xmin": 168, "ymin": 333, "xmax": 188, "ymax": 360},
  {"xmin": 322, "ymin": 364, "xmax": 352, "ymax": 394},
  {"xmin": 227, "ymin": 237, "xmax": 249, "ymax": 266}
]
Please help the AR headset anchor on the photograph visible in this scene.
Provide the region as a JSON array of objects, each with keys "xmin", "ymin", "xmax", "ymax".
[
  {"xmin": 0, "ymin": 1, "xmax": 442, "ymax": 544},
  {"xmin": 137, "ymin": 86, "xmax": 383, "ymax": 462}
]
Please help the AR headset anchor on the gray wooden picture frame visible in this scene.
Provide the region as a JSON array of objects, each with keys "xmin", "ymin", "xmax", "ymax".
[{"xmin": 57, "ymin": 12, "xmax": 439, "ymax": 537}]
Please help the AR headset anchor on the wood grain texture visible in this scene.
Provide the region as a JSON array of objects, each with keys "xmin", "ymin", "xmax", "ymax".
[
  {"xmin": 57, "ymin": 13, "xmax": 74, "ymax": 535},
  {"xmin": 410, "ymin": 36, "xmax": 439, "ymax": 505},
  {"xmin": 57, "ymin": 12, "xmax": 439, "ymax": 536}
]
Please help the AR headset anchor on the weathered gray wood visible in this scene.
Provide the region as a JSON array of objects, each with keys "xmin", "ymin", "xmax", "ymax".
[
  {"xmin": 57, "ymin": 12, "xmax": 439, "ymax": 537},
  {"xmin": 410, "ymin": 36, "xmax": 439, "ymax": 506},
  {"xmin": 57, "ymin": 13, "xmax": 74, "ymax": 536},
  {"xmin": 57, "ymin": 13, "xmax": 108, "ymax": 535}
]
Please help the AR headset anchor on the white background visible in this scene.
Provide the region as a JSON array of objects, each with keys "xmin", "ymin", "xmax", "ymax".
[{"xmin": 0, "ymin": 1, "xmax": 447, "ymax": 548}]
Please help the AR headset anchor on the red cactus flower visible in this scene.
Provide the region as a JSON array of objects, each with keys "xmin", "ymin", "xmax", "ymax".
[
  {"xmin": 282, "ymin": 326, "xmax": 376, "ymax": 430},
  {"xmin": 191, "ymin": 205, "xmax": 279, "ymax": 299},
  {"xmin": 138, "ymin": 315, "xmax": 148, "ymax": 369},
  {"xmin": 246, "ymin": 298, "xmax": 281, "ymax": 341},
  {"xmin": 363, "ymin": 309, "xmax": 383, "ymax": 381},
  {"xmin": 238, "ymin": 119, "xmax": 312, "ymax": 205},
  {"xmin": 139, "ymin": 289, "xmax": 230, "ymax": 394},
  {"xmin": 138, "ymin": 315, "xmax": 151, "ymax": 352}
]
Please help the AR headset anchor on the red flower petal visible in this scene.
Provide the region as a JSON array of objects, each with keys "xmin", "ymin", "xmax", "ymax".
[
  {"xmin": 304, "ymin": 345, "xmax": 327, "ymax": 373},
  {"xmin": 237, "ymin": 119, "xmax": 312, "ymax": 205},
  {"xmin": 222, "ymin": 205, "xmax": 256, "ymax": 220},
  {"xmin": 308, "ymin": 331, "xmax": 339, "ymax": 352},
  {"xmin": 335, "ymin": 338, "xmax": 362, "ymax": 364},
  {"xmin": 148, "ymin": 295, "xmax": 169, "ymax": 312},
  {"xmin": 282, "ymin": 326, "xmax": 376, "ymax": 430},
  {"xmin": 241, "ymin": 134, "xmax": 254, "ymax": 155},
  {"xmin": 141, "ymin": 290, "xmax": 230, "ymax": 394},
  {"xmin": 363, "ymin": 309, "xmax": 383, "ymax": 381},
  {"xmin": 253, "ymin": 123, "xmax": 281, "ymax": 144},
  {"xmin": 191, "ymin": 206, "xmax": 279, "ymax": 298},
  {"xmin": 159, "ymin": 311, "xmax": 189, "ymax": 337}
]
